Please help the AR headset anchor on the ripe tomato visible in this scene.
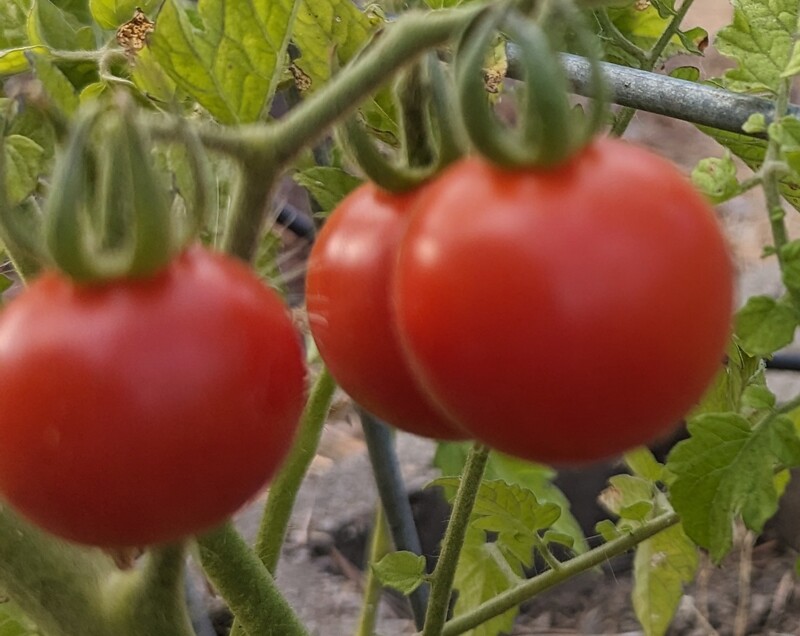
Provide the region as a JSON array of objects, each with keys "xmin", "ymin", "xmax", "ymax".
[
  {"xmin": 306, "ymin": 183, "xmax": 467, "ymax": 440},
  {"xmin": 393, "ymin": 138, "xmax": 733, "ymax": 464},
  {"xmin": 0, "ymin": 246, "xmax": 306, "ymax": 547}
]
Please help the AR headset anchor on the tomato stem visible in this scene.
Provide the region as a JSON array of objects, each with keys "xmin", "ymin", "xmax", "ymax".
[
  {"xmin": 361, "ymin": 411, "xmax": 430, "ymax": 628},
  {"xmin": 421, "ymin": 443, "xmax": 490, "ymax": 636},
  {"xmin": 610, "ymin": 0, "xmax": 697, "ymax": 137},
  {"xmin": 224, "ymin": 368, "xmax": 334, "ymax": 635},
  {"xmin": 197, "ymin": 522, "xmax": 309, "ymax": 636},
  {"xmin": 440, "ymin": 512, "xmax": 680, "ymax": 636},
  {"xmin": 252, "ymin": 367, "xmax": 337, "ymax": 574},
  {"xmin": 105, "ymin": 543, "xmax": 195, "ymax": 636},
  {"xmin": 355, "ymin": 503, "xmax": 393, "ymax": 636},
  {"xmin": 0, "ymin": 507, "xmax": 115, "ymax": 636}
]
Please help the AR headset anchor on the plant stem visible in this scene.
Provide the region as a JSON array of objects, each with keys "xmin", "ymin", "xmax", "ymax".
[
  {"xmin": 421, "ymin": 443, "xmax": 490, "ymax": 636},
  {"xmin": 361, "ymin": 410, "xmax": 430, "ymax": 629},
  {"xmin": 269, "ymin": 7, "xmax": 483, "ymax": 168},
  {"xmin": 225, "ymin": 369, "xmax": 334, "ymax": 636},
  {"xmin": 355, "ymin": 504, "xmax": 393, "ymax": 636},
  {"xmin": 441, "ymin": 511, "xmax": 679, "ymax": 636},
  {"xmin": 594, "ymin": 9, "xmax": 648, "ymax": 67},
  {"xmin": 0, "ymin": 505, "xmax": 115, "ymax": 636},
  {"xmin": 105, "ymin": 543, "xmax": 195, "ymax": 636},
  {"xmin": 254, "ymin": 368, "xmax": 336, "ymax": 574},
  {"xmin": 610, "ymin": 0, "xmax": 696, "ymax": 137},
  {"xmin": 197, "ymin": 522, "xmax": 309, "ymax": 636}
]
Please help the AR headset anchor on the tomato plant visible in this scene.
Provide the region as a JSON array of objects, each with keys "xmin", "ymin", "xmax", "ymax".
[
  {"xmin": 306, "ymin": 182, "xmax": 467, "ymax": 440},
  {"xmin": 393, "ymin": 138, "xmax": 734, "ymax": 464},
  {"xmin": 0, "ymin": 246, "xmax": 306, "ymax": 547}
]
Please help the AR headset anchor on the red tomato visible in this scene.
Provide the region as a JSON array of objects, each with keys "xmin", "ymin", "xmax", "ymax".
[
  {"xmin": 306, "ymin": 183, "xmax": 467, "ymax": 440},
  {"xmin": 393, "ymin": 138, "xmax": 733, "ymax": 464},
  {"xmin": 0, "ymin": 246, "xmax": 306, "ymax": 547}
]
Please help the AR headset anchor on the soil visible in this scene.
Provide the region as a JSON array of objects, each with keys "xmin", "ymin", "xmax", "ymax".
[{"xmin": 217, "ymin": 2, "xmax": 800, "ymax": 635}]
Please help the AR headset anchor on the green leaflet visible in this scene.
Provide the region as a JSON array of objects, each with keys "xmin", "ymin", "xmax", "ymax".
[
  {"xmin": 0, "ymin": 0, "xmax": 32, "ymax": 49},
  {"xmin": 633, "ymin": 523, "xmax": 698, "ymax": 636},
  {"xmin": 4, "ymin": 135, "xmax": 45, "ymax": 207},
  {"xmin": 715, "ymin": 0, "xmax": 799, "ymax": 92},
  {"xmin": 148, "ymin": 0, "xmax": 300, "ymax": 124},
  {"xmin": 89, "ymin": 0, "xmax": 159, "ymax": 30},
  {"xmin": 668, "ymin": 412, "xmax": 800, "ymax": 562}
]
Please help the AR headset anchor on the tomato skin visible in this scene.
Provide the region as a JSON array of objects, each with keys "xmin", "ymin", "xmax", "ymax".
[
  {"xmin": 393, "ymin": 138, "xmax": 734, "ymax": 464},
  {"xmin": 0, "ymin": 246, "xmax": 306, "ymax": 547},
  {"xmin": 306, "ymin": 183, "xmax": 467, "ymax": 441}
]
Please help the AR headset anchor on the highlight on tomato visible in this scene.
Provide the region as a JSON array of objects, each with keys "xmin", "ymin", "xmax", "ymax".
[
  {"xmin": 0, "ymin": 246, "xmax": 306, "ymax": 547},
  {"xmin": 392, "ymin": 137, "xmax": 734, "ymax": 465},
  {"xmin": 305, "ymin": 182, "xmax": 468, "ymax": 441}
]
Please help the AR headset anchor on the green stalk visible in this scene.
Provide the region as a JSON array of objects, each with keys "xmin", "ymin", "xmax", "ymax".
[
  {"xmin": 355, "ymin": 504, "xmax": 393, "ymax": 636},
  {"xmin": 255, "ymin": 368, "xmax": 336, "ymax": 573},
  {"xmin": 611, "ymin": 0, "xmax": 696, "ymax": 137},
  {"xmin": 198, "ymin": 522, "xmax": 309, "ymax": 636},
  {"xmin": 594, "ymin": 8, "xmax": 648, "ymax": 67},
  {"xmin": 441, "ymin": 512, "xmax": 679, "ymax": 635},
  {"xmin": 104, "ymin": 544, "xmax": 195, "ymax": 636},
  {"xmin": 0, "ymin": 505, "xmax": 115, "ymax": 636},
  {"xmin": 226, "ymin": 369, "xmax": 336, "ymax": 636},
  {"xmin": 421, "ymin": 444, "xmax": 490, "ymax": 636}
]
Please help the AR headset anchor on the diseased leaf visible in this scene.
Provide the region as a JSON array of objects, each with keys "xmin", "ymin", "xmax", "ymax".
[
  {"xmin": 292, "ymin": 0, "xmax": 397, "ymax": 141},
  {"xmin": 633, "ymin": 522, "xmax": 698, "ymax": 636},
  {"xmin": 668, "ymin": 412, "xmax": 800, "ymax": 562},
  {"xmin": 149, "ymin": 0, "xmax": 300, "ymax": 124},
  {"xmin": 372, "ymin": 551, "xmax": 426, "ymax": 595},
  {"xmin": 735, "ymin": 295, "xmax": 797, "ymax": 357},
  {"xmin": 714, "ymin": 0, "xmax": 799, "ymax": 92}
]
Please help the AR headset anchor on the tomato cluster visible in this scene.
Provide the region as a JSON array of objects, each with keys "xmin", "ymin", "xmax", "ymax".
[
  {"xmin": 307, "ymin": 137, "xmax": 734, "ymax": 464},
  {"xmin": 0, "ymin": 246, "xmax": 306, "ymax": 547}
]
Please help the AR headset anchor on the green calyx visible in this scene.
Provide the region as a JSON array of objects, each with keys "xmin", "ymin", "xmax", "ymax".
[
  {"xmin": 35, "ymin": 96, "xmax": 214, "ymax": 284},
  {"xmin": 336, "ymin": 53, "xmax": 466, "ymax": 194},
  {"xmin": 455, "ymin": 2, "xmax": 609, "ymax": 169},
  {"xmin": 45, "ymin": 100, "xmax": 173, "ymax": 283}
]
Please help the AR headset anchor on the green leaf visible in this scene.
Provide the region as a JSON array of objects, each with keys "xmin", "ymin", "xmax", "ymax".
[
  {"xmin": 633, "ymin": 522, "xmax": 698, "ymax": 636},
  {"xmin": 715, "ymin": 0, "xmax": 799, "ymax": 92},
  {"xmin": 148, "ymin": 0, "xmax": 300, "ymax": 124},
  {"xmin": 599, "ymin": 474, "xmax": 654, "ymax": 521},
  {"xmin": 0, "ymin": 0, "xmax": 32, "ymax": 49},
  {"xmin": 625, "ymin": 447, "xmax": 665, "ymax": 483},
  {"xmin": 372, "ymin": 551, "xmax": 426, "ymax": 595},
  {"xmin": 0, "ymin": 46, "xmax": 49, "ymax": 76},
  {"xmin": 690, "ymin": 341, "xmax": 765, "ymax": 420},
  {"xmin": 603, "ymin": 3, "xmax": 707, "ymax": 65},
  {"xmin": 293, "ymin": 166, "xmax": 362, "ymax": 214},
  {"xmin": 90, "ymin": 0, "xmax": 158, "ymax": 30},
  {"xmin": 435, "ymin": 443, "xmax": 588, "ymax": 554},
  {"xmin": 4, "ymin": 135, "xmax": 45, "ymax": 206},
  {"xmin": 452, "ymin": 527, "xmax": 519, "ymax": 636},
  {"xmin": 27, "ymin": 0, "xmax": 95, "ymax": 51},
  {"xmin": 596, "ymin": 518, "xmax": 622, "ymax": 542},
  {"xmin": 735, "ymin": 295, "xmax": 798, "ymax": 357},
  {"xmin": 130, "ymin": 47, "xmax": 178, "ymax": 105},
  {"xmin": 30, "ymin": 54, "xmax": 79, "ymax": 117},
  {"xmin": 668, "ymin": 412, "xmax": 800, "ymax": 562},
  {"xmin": 691, "ymin": 154, "xmax": 741, "ymax": 204},
  {"xmin": 743, "ymin": 113, "xmax": 767, "ymax": 134},
  {"xmin": 0, "ymin": 596, "xmax": 41, "ymax": 636}
]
